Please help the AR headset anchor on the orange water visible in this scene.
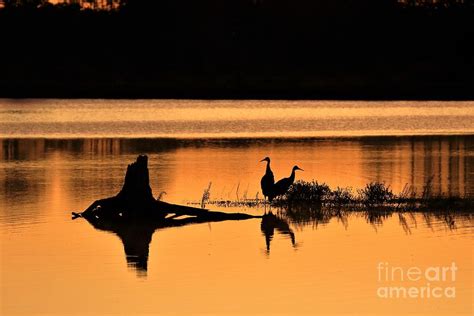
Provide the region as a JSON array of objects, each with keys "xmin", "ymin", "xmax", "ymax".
[
  {"xmin": 1, "ymin": 99, "xmax": 473, "ymax": 138},
  {"xmin": 1, "ymin": 137, "xmax": 473, "ymax": 315},
  {"xmin": 0, "ymin": 100, "xmax": 473, "ymax": 315}
]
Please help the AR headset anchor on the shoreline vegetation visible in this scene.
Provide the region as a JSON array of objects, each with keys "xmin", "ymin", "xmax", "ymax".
[
  {"xmin": 1, "ymin": 0, "xmax": 473, "ymax": 99},
  {"xmin": 199, "ymin": 179, "xmax": 474, "ymax": 211},
  {"xmin": 191, "ymin": 180, "xmax": 474, "ymax": 230}
]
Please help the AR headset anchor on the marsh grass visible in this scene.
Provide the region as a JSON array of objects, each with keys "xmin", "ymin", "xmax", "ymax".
[
  {"xmin": 189, "ymin": 178, "xmax": 473, "ymax": 231},
  {"xmin": 358, "ymin": 182, "xmax": 394, "ymax": 207},
  {"xmin": 194, "ymin": 178, "xmax": 473, "ymax": 212},
  {"xmin": 200, "ymin": 182, "xmax": 212, "ymax": 209},
  {"xmin": 190, "ymin": 178, "xmax": 474, "ymax": 234},
  {"xmin": 278, "ymin": 180, "xmax": 474, "ymax": 212},
  {"xmin": 285, "ymin": 180, "xmax": 331, "ymax": 205}
]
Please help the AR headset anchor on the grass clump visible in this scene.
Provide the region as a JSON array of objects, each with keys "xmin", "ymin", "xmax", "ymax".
[
  {"xmin": 358, "ymin": 182, "xmax": 394, "ymax": 207},
  {"xmin": 330, "ymin": 187, "xmax": 354, "ymax": 206},
  {"xmin": 284, "ymin": 180, "xmax": 330, "ymax": 204}
]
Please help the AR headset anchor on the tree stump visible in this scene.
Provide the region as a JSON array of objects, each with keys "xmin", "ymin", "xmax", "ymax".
[{"xmin": 74, "ymin": 155, "xmax": 259, "ymax": 222}]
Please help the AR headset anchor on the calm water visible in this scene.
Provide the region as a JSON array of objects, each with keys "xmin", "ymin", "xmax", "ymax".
[
  {"xmin": 1, "ymin": 99, "xmax": 473, "ymax": 138},
  {"xmin": 1, "ymin": 100, "xmax": 473, "ymax": 315}
]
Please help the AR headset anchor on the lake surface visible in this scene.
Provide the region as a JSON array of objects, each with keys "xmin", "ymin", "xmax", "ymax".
[
  {"xmin": 1, "ymin": 100, "xmax": 473, "ymax": 315},
  {"xmin": 1, "ymin": 99, "xmax": 474, "ymax": 138}
]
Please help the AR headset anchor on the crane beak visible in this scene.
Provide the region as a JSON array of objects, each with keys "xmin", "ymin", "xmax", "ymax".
[
  {"xmin": 259, "ymin": 158, "xmax": 266, "ymax": 162},
  {"xmin": 297, "ymin": 167, "xmax": 304, "ymax": 171}
]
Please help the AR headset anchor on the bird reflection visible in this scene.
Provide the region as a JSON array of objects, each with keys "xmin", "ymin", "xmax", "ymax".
[{"xmin": 260, "ymin": 211, "xmax": 296, "ymax": 254}]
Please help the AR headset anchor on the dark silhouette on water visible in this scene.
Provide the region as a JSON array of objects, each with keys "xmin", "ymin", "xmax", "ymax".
[
  {"xmin": 72, "ymin": 155, "xmax": 259, "ymax": 221},
  {"xmin": 83, "ymin": 206, "xmax": 261, "ymax": 277},
  {"xmin": 260, "ymin": 212, "xmax": 296, "ymax": 254},
  {"xmin": 72, "ymin": 155, "xmax": 261, "ymax": 276},
  {"xmin": 260, "ymin": 157, "xmax": 275, "ymax": 203},
  {"xmin": 271, "ymin": 165, "xmax": 304, "ymax": 200},
  {"xmin": 84, "ymin": 216, "xmax": 155, "ymax": 276}
]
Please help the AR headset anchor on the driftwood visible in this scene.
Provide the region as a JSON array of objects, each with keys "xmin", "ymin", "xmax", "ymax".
[
  {"xmin": 72, "ymin": 155, "xmax": 259, "ymax": 223},
  {"xmin": 72, "ymin": 155, "xmax": 261, "ymax": 276}
]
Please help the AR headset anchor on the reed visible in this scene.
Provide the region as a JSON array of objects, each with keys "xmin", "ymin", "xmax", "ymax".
[{"xmin": 201, "ymin": 182, "xmax": 212, "ymax": 209}]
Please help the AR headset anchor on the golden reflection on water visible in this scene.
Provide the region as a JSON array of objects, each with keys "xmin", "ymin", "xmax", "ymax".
[
  {"xmin": 1, "ymin": 100, "xmax": 473, "ymax": 138},
  {"xmin": 1, "ymin": 137, "xmax": 472, "ymax": 204},
  {"xmin": 1, "ymin": 100, "xmax": 472, "ymax": 122},
  {"xmin": 1, "ymin": 137, "xmax": 473, "ymax": 315}
]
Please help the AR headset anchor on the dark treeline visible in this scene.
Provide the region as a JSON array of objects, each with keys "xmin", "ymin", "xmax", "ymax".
[{"xmin": 0, "ymin": 0, "xmax": 473, "ymax": 99}]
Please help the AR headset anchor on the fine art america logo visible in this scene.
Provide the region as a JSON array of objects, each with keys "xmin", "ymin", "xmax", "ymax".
[{"xmin": 376, "ymin": 262, "xmax": 457, "ymax": 299}]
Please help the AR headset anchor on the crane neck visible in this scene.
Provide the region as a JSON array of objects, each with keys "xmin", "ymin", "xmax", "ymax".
[
  {"xmin": 289, "ymin": 169, "xmax": 296, "ymax": 182},
  {"xmin": 266, "ymin": 161, "xmax": 272, "ymax": 173}
]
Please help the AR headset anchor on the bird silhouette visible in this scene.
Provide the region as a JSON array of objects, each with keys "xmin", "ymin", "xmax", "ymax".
[
  {"xmin": 260, "ymin": 157, "xmax": 275, "ymax": 203},
  {"xmin": 271, "ymin": 165, "xmax": 304, "ymax": 200}
]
